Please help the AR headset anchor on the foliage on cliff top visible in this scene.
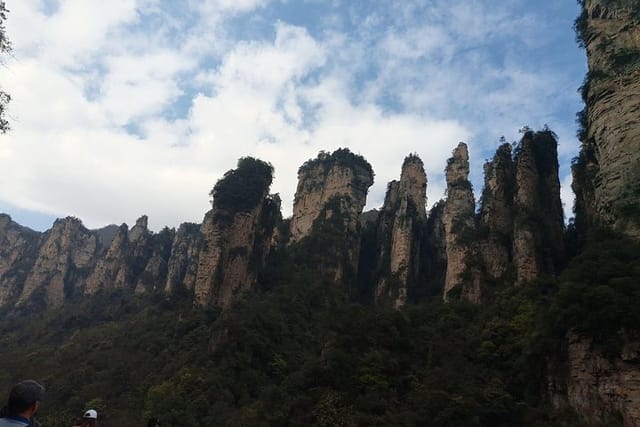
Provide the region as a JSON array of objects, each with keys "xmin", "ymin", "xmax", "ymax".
[
  {"xmin": 298, "ymin": 148, "xmax": 374, "ymax": 184},
  {"xmin": 210, "ymin": 157, "xmax": 274, "ymax": 214}
]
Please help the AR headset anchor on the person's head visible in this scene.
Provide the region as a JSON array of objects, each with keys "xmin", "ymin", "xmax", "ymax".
[
  {"xmin": 147, "ymin": 417, "xmax": 161, "ymax": 427},
  {"xmin": 80, "ymin": 408, "xmax": 98, "ymax": 426},
  {"xmin": 6, "ymin": 380, "xmax": 45, "ymax": 417}
]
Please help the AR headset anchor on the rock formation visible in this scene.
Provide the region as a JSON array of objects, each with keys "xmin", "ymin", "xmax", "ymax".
[
  {"xmin": 85, "ymin": 216, "xmax": 155, "ymax": 294},
  {"xmin": 373, "ymin": 154, "xmax": 427, "ymax": 308},
  {"xmin": 290, "ymin": 149, "xmax": 374, "ymax": 243},
  {"xmin": 164, "ymin": 223, "xmax": 202, "ymax": 295},
  {"xmin": 442, "ymin": 143, "xmax": 478, "ymax": 301},
  {"xmin": 193, "ymin": 157, "xmax": 279, "ymax": 307},
  {"xmin": 549, "ymin": 332, "xmax": 640, "ymax": 427},
  {"xmin": 18, "ymin": 217, "xmax": 98, "ymax": 308},
  {"xmin": 574, "ymin": 0, "xmax": 640, "ymax": 237},
  {"xmin": 513, "ymin": 130, "xmax": 565, "ymax": 284},
  {"xmin": 477, "ymin": 143, "xmax": 515, "ymax": 282},
  {"xmin": 289, "ymin": 149, "xmax": 374, "ymax": 284},
  {"xmin": 0, "ymin": 214, "xmax": 40, "ymax": 307}
]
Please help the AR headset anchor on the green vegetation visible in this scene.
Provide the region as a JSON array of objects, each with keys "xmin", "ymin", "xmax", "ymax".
[
  {"xmin": 1, "ymin": 224, "xmax": 636, "ymax": 426},
  {"xmin": 298, "ymin": 148, "xmax": 374, "ymax": 186},
  {"xmin": 210, "ymin": 157, "xmax": 274, "ymax": 216}
]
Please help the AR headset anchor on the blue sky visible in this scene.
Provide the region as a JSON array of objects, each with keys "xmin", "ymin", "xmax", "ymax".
[{"xmin": 0, "ymin": 0, "xmax": 585, "ymax": 231}]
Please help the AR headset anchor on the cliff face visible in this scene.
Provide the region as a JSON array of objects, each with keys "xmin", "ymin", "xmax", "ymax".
[
  {"xmin": 289, "ymin": 149, "xmax": 374, "ymax": 284},
  {"xmin": 442, "ymin": 143, "xmax": 478, "ymax": 301},
  {"xmin": 0, "ymin": 214, "xmax": 40, "ymax": 306},
  {"xmin": 290, "ymin": 149, "xmax": 373, "ymax": 244},
  {"xmin": 478, "ymin": 143, "xmax": 515, "ymax": 281},
  {"xmin": 575, "ymin": 0, "xmax": 640, "ymax": 237},
  {"xmin": 164, "ymin": 223, "xmax": 202, "ymax": 295},
  {"xmin": 194, "ymin": 158, "xmax": 278, "ymax": 307},
  {"xmin": 513, "ymin": 131, "xmax": 565, "ymax": 284},
  {"xmin": 85, "ymin": 216, "xmax": 155, "ymax": 295},
  {"xmin": 18, "ymin": 217, "xmax": 98, "ymax": 309},
  {"xmin": 373, "ymin": 155, "xmax": 427, "ymax": 308},
  {"xmin": 549, "ymin": 333, "xmax": 640, "ymax": 427}
]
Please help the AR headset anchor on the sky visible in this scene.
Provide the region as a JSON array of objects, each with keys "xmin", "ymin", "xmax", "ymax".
[{"xmin": 0, "ymin": 0, "xmax": 586, "ymax": 232}]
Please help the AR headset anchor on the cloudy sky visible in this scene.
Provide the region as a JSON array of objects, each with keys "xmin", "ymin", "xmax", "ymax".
[{"xmin": 0, "ymin": 0, "xmax": 585, "ymax": 232}]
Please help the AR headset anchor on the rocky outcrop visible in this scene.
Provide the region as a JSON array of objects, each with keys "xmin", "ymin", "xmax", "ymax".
[
  {"xmin": 478, "ymin": 143, "xmax": 515, "ymax": 281},
  {"xmin": 549, "ymin": 332, "xmax": 640, "ymax": 427},
  {"xmin": 85, "ymin": 216, "xmax": 155, "ymax": 294},
  {"xmin": 0, "ymin": 214, "xmax": 40, "ymax": 307},
  {"xmin": 513, "ymin": 131, "xmax": 565, "ymax": 284},
  {"xmin": 290, "ymin": 149, "xmax": 374, "ymax": 243},
  {"xmin": 194, "ymin": 157, "xmax": 279, "ymax": 307},
  {"xmin": 373, "ymin": 155, "xmax": 427, "ymax": 308},
  {"xmin": 575, "ymin": 0, "xmax": 640, "ymax": 237},
  {"xmin": 135, "ymin": 227, "xmax": 174, "ymax": 294},
  {"xmin": 442, "ymin": 143, "xmax": 478, "ymax": 301},
  {"xmin": 18, "ymin": 217, "xmax": 98, "ymax": 308},
  {"xmin": 289, "ymin": 149, "xmax": 374, "ymax": 284},
  {"xmin": 164, "ymin": 223, "xmax": 202, "ymax": 295}
]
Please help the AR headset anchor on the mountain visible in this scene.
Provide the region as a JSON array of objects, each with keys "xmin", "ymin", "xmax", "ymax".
[{"xmin": 0, "ymin": 1, "xmax": 639, "ymax": 425}]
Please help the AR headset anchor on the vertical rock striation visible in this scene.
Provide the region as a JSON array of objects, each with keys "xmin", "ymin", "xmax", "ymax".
[
  {"xmin": 194, "ymin": 157, "xmax": 279, "ymax": 307},
  {"xmin": 513, "ymin": 131, "xmax": 565, "ymax": 284},
  {"xmin": 549, "ymin": 332, "xmax": 640, "ymax": 427},
  {"xmin": 373, "ymin": 154, "xmax": 427, "ymax": 308},
  {"xmin": 0, "ymin": 214, "xmax": 41, "ymax": 307},
  {"xmin": 18, "ymin": 217, "xmax": 98, "ymax": 308},
  {"xmin": 575, "ymin": 0, "xmax": 640, "ymax": 237},
  {"xmin": 478, "ymin": 143, "xmax": 515, "ymax": 282},
  {"xmin": 164, "ymin": 223, "xmax": 202, "ymax": 295},
  {"xmin": 289, "ymin": 149, "xmax": 374, "ymax": 284},
  {"xmin": 442, "ymin": 143, "xmax": 478, "ymax": 301}
]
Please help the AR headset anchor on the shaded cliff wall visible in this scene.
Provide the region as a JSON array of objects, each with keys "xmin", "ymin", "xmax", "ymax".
[
  {"xmin": 372, "ymin": 154, "xmax": 427, "ymax": 308},
  {"xmin": 289, "ymin": 149, "xmax": 374, "ymax": 285},
  {"xmin": 0, "ymin": 214, "xmax": 41, "ymax": 307},
  {"xmin": 549, "ymin": 332, "xmax": 640, "ymax": 427},
  {"xmin": 574, "ymin": 0, "xmax": 640, "ymax": 237},
  {"xmin": 477, "ymin": 143, "xmax": 515, "ymax": 282},
  {"xmin": 513, "ymin": 130, "xmax": 565, "ymax": 284}
]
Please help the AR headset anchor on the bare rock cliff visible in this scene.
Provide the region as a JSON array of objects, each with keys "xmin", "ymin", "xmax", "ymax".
[
  {"xmin": 549, "ymin": 332, "xmax": 640, "ymax": 427},
  {"xmin": 164, "ymin": 223, "xmax": 202, "ymax": 295},
  {"xmin": 442, "ymin": 143, "xmax": 478, "ymax": 301},
  {"xmin": 576, "ymin": 0, "xmax": 640, "ymax": 237},
  {"xmin": 373, "ymin": 154, "xmax": 427, "ymax": 308},
  {"xmin": 194, "ymin": 157, "xmax": 278, "ymax": 307},
  {"xmin": 290, "ymin": 149, "xmax": 374, "ymax": 243},
  {"xmin": 513, "ymin": 131, "xmax": 565, "ymax": 284},
  {"xmin": 18, "ymin": 217, "xmax": 98, "ymax": 308},
  {"xmin": 289, "ymin": 149, "xmax": 373, "ymax": 285},
  {"xmin": 478, "ymin": 143, "xmax": 515, "ymax": 281},
  {"xmin": 0, "ymin": 214, "xmax": 40, "ymax": 307}
]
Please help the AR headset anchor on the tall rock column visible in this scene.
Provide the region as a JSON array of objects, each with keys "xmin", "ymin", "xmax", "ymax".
[
  {"xmin": 478, "ymin": 143, "xmax": 515, "ymax": 281},
  {"xmin": 575, "ymin": 0, "xmax": 640, "ymax": 237},
  {"xmin": 373, "ymin": 154, "xmax": 427, "ymax": 308},
  {"xmin": 289, "ymin": 149, "xmax": 374, "ymax": 284},
  {"xmin": 513, "ymin": 131, "xmax": 565, "ymax": 284},
  {"xmin": 194, "ymin": 157, "xmax": 279, "ymax": 307},
  {"xmin": 442, "ymin": 143, "xmax": 478, "ymax": 301}
]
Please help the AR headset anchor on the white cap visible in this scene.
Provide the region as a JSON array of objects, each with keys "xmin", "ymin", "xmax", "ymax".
[{"xmin": 83, "ymin": 409, "xmax": 98, "ymax": 419}]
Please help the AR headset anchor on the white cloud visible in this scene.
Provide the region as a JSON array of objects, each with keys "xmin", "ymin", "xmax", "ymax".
[{"xmin": 0, "ymin": 0, "xmax": 584, "ymax": 230}]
